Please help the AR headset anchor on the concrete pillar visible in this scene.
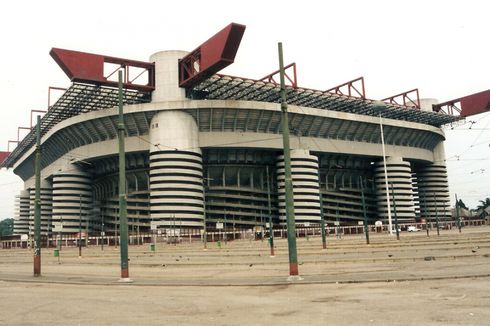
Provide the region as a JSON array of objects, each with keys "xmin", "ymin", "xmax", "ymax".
[
  {"xmin": 374, "ymin": 157, "xmax": 416, "ymax": 224},
  {"xmin": 13, "ymin": 190, "xmax": 30, "ymax": 235},
  {"xmin": 277, "ymin": 149, "xmax": 321, "ymax": 224},
  {"xmin": 29, "ymin": 180, "xmax": 52, "ymax": 236},
  {"xmin": 149, "ymin": 50, "xmax": 188, "ymax": 103},
  {"xmin": 419, "ymin": 98, "xmax": 439, "ymax": 112},
  {"xmin": 414, "ymin": 138, "xmax": 451, "ymax": 222},
  {"xmin": 52, "ymin": 168, "xmax": 93, "ymax": 234},
  {"xmin": 149, "ymin": 110, "xmax": 204, "ymax": 228},
  {"xmin": 416, "ymin": 164, "xmax": 451, "ymax": 222}
]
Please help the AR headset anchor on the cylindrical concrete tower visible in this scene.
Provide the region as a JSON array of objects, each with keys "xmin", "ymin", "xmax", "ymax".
[
  {"xmin": 13, "ymin": 190, "xmax": 30, "ymax": 235},
  {"xmin": 419, "ymin": 98, "xmax": 439, "ymax": 112},
  {"xmin": 51, "ymin": 169, "xmax": 93, "ymax": 233},
  {"xmin": 149, "ymin": 110, "xmax": 204, "ymax": 228},
  {"xmin": 277, "ymin": 149, "xmax": 321, "ymax": 224},
  {"xmin": 29, "ymin": 180, "xmax": 53, "ymax": 236},
  {"xmin": 149, "ymin": 50, "xmax": 188, "ymax": 102},
  {"xmin": 416, "ymin": 164, "xmax": 451, "ymax": 222},
  {"xmin": 374, "ymin": 157, "xmax": 416, "ymax": 224}
]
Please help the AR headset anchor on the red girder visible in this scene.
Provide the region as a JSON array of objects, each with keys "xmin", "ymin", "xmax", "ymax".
[
  {"xmin": 259, "ymin": 62, "xmax": 297, "ymax": 88},
  {"xmin": 434, "ymin": 89, "xmax": 490, "ymax": 117},
  {"xmin": 30, "ymin": 110, "xmax": 47, "ymax": 129},
  {"xmin": 0, "ymin": 151, "xmax": 9, "ymax": 164},
  {"xmin": 17, "ymin": 127, "xmax": 31, "ymax": 142},
  {"xmin": 2, "ymin": 110, "xmax": 47, "ymax": 162},
  {"xmin": 326, "ymin": 77, "xmax": 365, "ymax": 99},
  {"xmin": 50, "ymin": 48, "xmax": 155, "ymax": 92},
  {"xmin": 7, "ymin": 140, "xmax": 18, "ymax": 153},
  {"xmin": 48, "ymin": 86, "xmax": 67, "ymax": 109},
  {"xmin": 179, "ymin": 23, "xmax": 246, "ymax": 88},
  {"xmin": 381, "ymin": 89, "xmax": 420, "ymax": 109}
]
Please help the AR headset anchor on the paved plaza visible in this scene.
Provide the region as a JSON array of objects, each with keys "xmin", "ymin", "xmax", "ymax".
[{"xmin": 1, "ymin": 227, "xmax": 490, "ymax": 325}]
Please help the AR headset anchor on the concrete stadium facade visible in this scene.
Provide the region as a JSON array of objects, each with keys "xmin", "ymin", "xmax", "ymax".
[{"xmin": 9, "ymin": 50, "xmax": 454, "ymax": 236}]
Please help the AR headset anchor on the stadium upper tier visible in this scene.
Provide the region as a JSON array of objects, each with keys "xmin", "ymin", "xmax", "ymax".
[{"xmin": 1, "ymin": 74, "xmax": 460, "ymax": 171}]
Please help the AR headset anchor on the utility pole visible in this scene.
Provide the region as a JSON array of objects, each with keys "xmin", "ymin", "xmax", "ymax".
[
  {"xmin": 86, "ymin": 205, "xmax": 89, "ymax": 248},
  {"xmin": 33, "ymin": 115, "xmax": 42, "ymax": 277},
  {"xmin": 203, "ymin": 182, "xmax": 207, "ymax": 250},
  {"xmin": 336, "ymin": 208, "xmax": 341, "ymax": 239},
  {"xmin": 266, "ymin": 166, "xmax": 274, "ymax": 257},
  {"xmin": 224, "ymin": 212, "xmax": 227, "ymax": 245},
  {"xmin": 360, "ymin": 177, "xmax": 370, "ymax": 245},
  {"xmin": 118, "ymin": 70, "xmax": 130, "ymax": 280},
  {"xmin": 115, "ymin": 208, "xmax": 118, "ymax": 248},
  {"xmin": 278, "ymin": 42, "xmax": 299, "ymax": 277},
  {"xmin": 101, "ymin": 213, "xmax": 104, "ymax": 251},
  {"xmin": 390, "ymin": 183, "xmax": 400, "ymax": 240},
  {"xmin": 59, "ymin": 216, "xmax": 63, "ymax": 251},
  {"xmin": 423, "ymin": 189, "xmax": 429, "ymax": 237},
  {"xmin": 455, "ymin": 194, "xmax": 462, "ymax": 233},
  {"xmin": 379, "ymin": 114, "xmax": 393, "ymax": 235},
  {"xmin": 259, "ymin": 211, "xmax": 264, "ymax": 241},
  {"xmin": 173, "ymin": 215, "xmax": 176, "ymax": 246},
  {"xmin": 319, "ymin": 173, "xmax": 327, "ymax": 249},
  {"xmin": 78, "ymin": 194, "xmax": 82, "ymax": 258},
  {"xmin": 57, "ymin": 218, "xmax": 62, "ymax": 264},
  {"xmin": 434, "ymin": 192, "xmax": 440, "ymax": 236}
]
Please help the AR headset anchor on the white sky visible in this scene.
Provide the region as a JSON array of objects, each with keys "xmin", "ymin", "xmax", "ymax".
[{"xmin": 0, "ymin": 0, "xmax": 489, "ymax": 219}]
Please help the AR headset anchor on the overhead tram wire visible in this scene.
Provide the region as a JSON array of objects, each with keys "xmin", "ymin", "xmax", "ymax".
[
  {"xmin": 0, "ymin": 181, "xmax": 23, "ymax": 187},
  {"xmin": 441, "ymin": 139, "xmax": 490, "ymax": 162},
  {"xmin": 287, "ymin": 103, "xmax": 343, "ymax": 154},
  {"xmin": 447, "ymin": 128, "xmax": 490, "ymax": 131},
  {"xmin": 448, "ymin": 111, "xmax": 490, "ymax": 130},
  {"xmin": 444, "ymin": 115, "xmax": 490, "ymax": 160},
  {"xmin": 135, "ymin": 133, "xmax": 286, "ymax": 152}
]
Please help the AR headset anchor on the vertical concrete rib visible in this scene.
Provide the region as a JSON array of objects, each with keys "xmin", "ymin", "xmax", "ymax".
[
  {"xmin": 51, "ymin": 170, "xmax": 93, "ymax": 233},
  {"xmin": 149, "ymin": 111, "xmax": 204, "ymax": 228},
  {"xmin": 374, "ymin": 157, "xmax": 416, "ymax": 224},
  {"xmin": 13, "ymin": 190, "xmax": 30, "ymax": 235},
  {"xmin": 277, "ymin": 149, "xmax": 321, "ymax": 224},
  {"xmin": 29, "ymin": 180, "xmax": 52, "ymax": 236}
]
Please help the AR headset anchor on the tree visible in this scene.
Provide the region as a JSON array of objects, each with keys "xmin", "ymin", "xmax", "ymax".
[
  {"xmin": 457, "ymin": 199, "xmax": 468, "ymax": 210},
  {"xmin": 477, "ymin": 198, "xmax": 490, "ymax": 211},
  {"xmin": 0, "ymin": 218, "xmax": 14, "ymax": 237}
]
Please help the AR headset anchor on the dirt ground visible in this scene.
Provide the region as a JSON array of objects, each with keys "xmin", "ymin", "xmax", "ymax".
[{"xmin": 1, "ymin": 227, "xmax": 490, "ymax": 325}]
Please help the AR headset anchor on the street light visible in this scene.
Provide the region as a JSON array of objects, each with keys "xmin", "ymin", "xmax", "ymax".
[
  {"xmin": 202, "ymin": 176, "xmax": 213, "ymax": 250},
  {"xmin": 78, "ymin": 194, "xmax": 82, "ymax": 258},
  {"xmin": 434, "ymin": 192, "xmax": 440, "ymax": 236},
  {"xmin": 266, "ymin": 166, "xmax": 275, "ymax": 256},
  {"xmin": 278, "ymin": 42, "xmax": 299, "ymax": 277},
  {"xmin": 360, "ymin": 176, "xmax": 370, "ymax": 245},
  {"xmin": 319, "ymin": 176, "xmax": 327, "ymax": 250},
  {"xmin": 373, "ymin": 100, "xmax": 393, "ymax": 235},
  {"xmin": 101, "ymin": 213, "xmax": 105, "ymax": 251},
  {"xmin": 389, "ymin": 182, "xmax": 400, "ymax": 240}
]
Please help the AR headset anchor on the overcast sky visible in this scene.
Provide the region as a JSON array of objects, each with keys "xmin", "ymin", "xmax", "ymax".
[{"xmin": 0, "ymin": 0, "xmax": 489, "ymax": 219}]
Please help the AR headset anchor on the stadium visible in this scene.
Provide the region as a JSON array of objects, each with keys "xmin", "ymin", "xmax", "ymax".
[{"xmin": 2, "ymin": 22, "xmax": 483, "ymax": 238}]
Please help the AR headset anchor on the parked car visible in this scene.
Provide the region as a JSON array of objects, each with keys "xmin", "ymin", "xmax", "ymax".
[{"xmin": 407, "ymin": 226, "xmax": 420, "ymax": 232}]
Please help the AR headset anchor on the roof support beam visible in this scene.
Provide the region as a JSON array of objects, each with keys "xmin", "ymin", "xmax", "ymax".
[{"xmin": 179, "ymin": 23, "xmax": 246, "ymax": 88}]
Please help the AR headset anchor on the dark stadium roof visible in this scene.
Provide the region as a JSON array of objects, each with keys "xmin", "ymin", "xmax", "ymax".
[
  {"xmin": 1, "ymin": 75, "xmax": 461, "ymax": 169},
  {"xmin": 1, "ymin": 83, "xmax": 151, "ymax": 168},
  {"xmin": 188, "ymin": 74, "xmax": 461, "ymax": 127}
]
